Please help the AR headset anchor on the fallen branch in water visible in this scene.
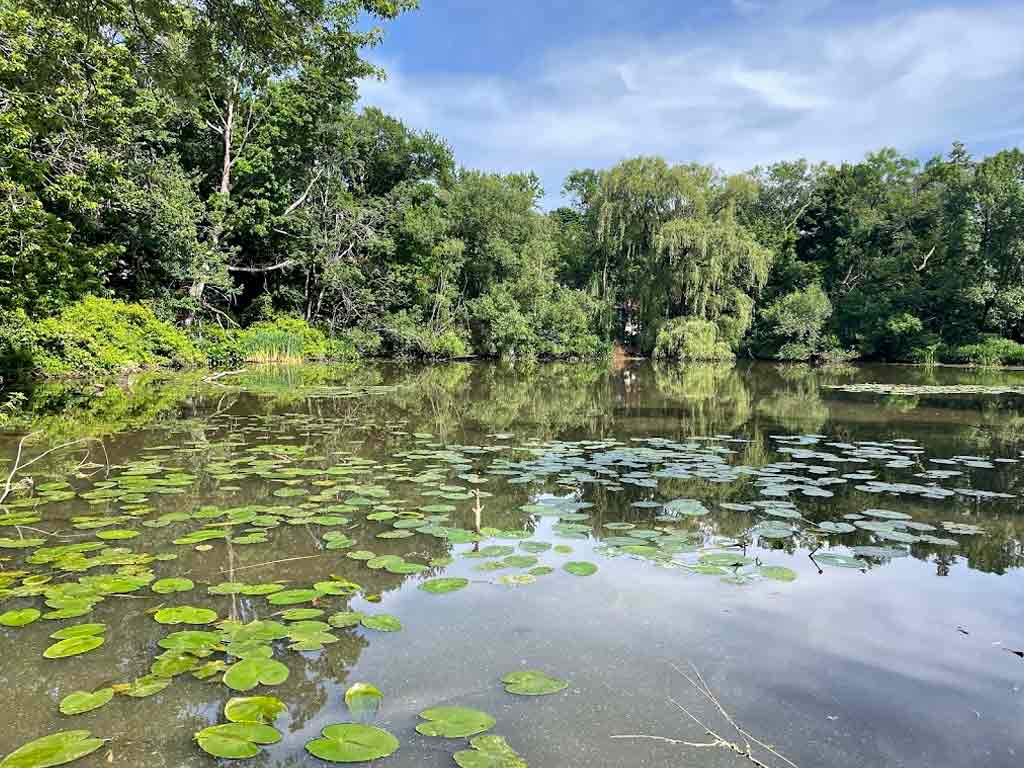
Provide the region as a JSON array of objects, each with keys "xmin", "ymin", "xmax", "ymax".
[
  {"xmin": 1, "ymin": 433, "xmax": 104, "ymax": 505},
  {"xmin": 204, "ymin": 368, "xmax": 247, "ymax": 383},
  {"xmin": 219, "ymin": 553, "xmax": 321, "ymax": 573},
  {"xmin": 611, "ymin": 662, "xmax": 799, "ymax": 768}
]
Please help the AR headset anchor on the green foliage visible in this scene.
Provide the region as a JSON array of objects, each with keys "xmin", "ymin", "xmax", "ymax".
[
  {"xmin": 652, "ymin": 318, "xmax": 734, "ymax": 362},
  {"xmin": 758, "ymin": 284, "xmax": 846, "ymax": 361},
  {"xmin": 1, "ymin": 298, "xmax": 203, "ymax": 376},
  {"xmin": 941, "ymin": 338, "xmax": 1024, "ymax": 368}
]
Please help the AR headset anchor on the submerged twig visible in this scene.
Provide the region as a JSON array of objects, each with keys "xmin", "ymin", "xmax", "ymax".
[
  {"xmin": 1, "ymin": 433, "xmax": 103, "ymax": 505},
  {"xmin": 220, "ymin": 553, "xmax": 321, "ymax": 573},
  {"xmin": 612, "ymin": 662, "xmax": 800, "ymax": 768}
]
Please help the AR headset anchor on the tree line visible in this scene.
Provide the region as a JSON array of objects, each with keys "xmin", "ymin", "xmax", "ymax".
[{"xmin": 3, "ymin": 0, "xmax": 1023, "ymax": 374}]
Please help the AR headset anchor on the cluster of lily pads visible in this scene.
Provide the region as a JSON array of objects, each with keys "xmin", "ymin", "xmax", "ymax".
[{"xmin": 0, "ymin": 417, "xmax": 1014, "ymax": 766}]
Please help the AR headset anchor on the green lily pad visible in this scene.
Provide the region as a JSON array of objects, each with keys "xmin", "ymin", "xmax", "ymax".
[
  {"xmin": 195, "ymin": 722, "xmax": 281, "ymax": 759},
  {"xmin": 43, "ymin": 636, "xmax": 104, "ymax": 659},
  {"xmin": 328, "ymin": 611, "xmax": 365, "ymax": 628},
  {"xmin": 266, "ymin": 589, "xmax": 321, "ymax": 606},
  {"xmin": 563, "ymin": 561, "xmax": 598, "ymax": 577},
  {"xmin": 151, "ymin": 578, "xmax": 194, "ymax": 595},
  {"xmin": 58, "ymin": 689, "xmax": 114, "ymax": 716},
  {"xmin": 344, "ymin": 682, "xmax": 383, "ymax": 721},
  {"xmin": 416, "ymin": 706, "xmax": 496, "ymax": 738},
  {"xmin": 699, "ymin": 553, "xmax": 753, "ymax": 568},
  {"xmin": 223, "ymin": 658, "xmax": 290, "ymax": 691},
  {"xmin": 305, "ymin": 724, "xmax": 399, "ymax": 763},
  {"xmin": 419, "ymin": 578, "xmax": 469, "ymax": 595},
  {"xmin": 0, "ymin": 608, "xmax": 40, "ymax": 627},
  {"xmin": 224, "ymin": 696, "xmax": 287, "ymax": 724},
  {"xmin": 153, "ymin": 606, "xmax": 218, "ymax": 625},
  {"xmin": 758, "ymin": 566, "xmax": 797, "ymax": 582},
  {"xmin": 501, "ymin": 670, "xmax": 568, "ymax": 696},
  {"xmin": 0, "ymin": 730, "xmax": 104, "ymax": 768},
  {"xmin": 360, "ymin": 614, "xmax": 401, "ymax": 633},
  {"xmin": 815, "ymin": 552, "xmax": 864, "ymax": 569},
  {"xmin": 453, "ymin": 735, "xmax": 527, "ymax": 768},
  {"xmin": 50, "ymin": 624, "xmax": 106, "ymax": 640}
]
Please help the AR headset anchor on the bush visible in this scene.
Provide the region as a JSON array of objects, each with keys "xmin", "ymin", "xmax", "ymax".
[
  {"xmin": 759, "ymin": 284, "xmax": 835, "ymax": 361},
  {"xmin": 941, "ymin": 337, "xmax": 1024, "ymax": 367},
  {"xmin": 2, "ymin": 297, "xmax": 204, "ymax": 376},
  {"xmin": 867, "ymin": 313, "xmax": 937, "ymax": 361},
  {"xmin": 195, "ymin": 317, "xmax": 365, "ymax": 366},
  {"xmin": 652, "ymin": 317, "xmax": 734, "ymax": 361},
  {"xmin": 379, "ymin": 310, "xmax": 471, "ymax": 359}
]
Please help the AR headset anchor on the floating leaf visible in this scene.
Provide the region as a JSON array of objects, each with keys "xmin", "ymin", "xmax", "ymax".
[
  {"xmin": 223, "ymin": 658, "xmax": 290, "ymax": 691},
  {"xmin": 151, "ymin": 578, "xmax": 194, "ymax": 594},
  {"xmin": 758, "ymin": 566, "xmax": 797, "ymax": 582},
  {"xmin": 419, "ymin": 578, "xmax": 469, "ymax": 595},
  {"xmin": 153, "ymin": 606, "xmax": 218, "ymax": 625},
  {"xmin": 328, "ymin": 611, "xmax": 365, "ymax": 628},
  {"xmin": 0, "ymin": 608, "xmax": 40, "ymax": 627},
  {"xmin": 224, "ymin": 696, "xmax": 287, "ymax": 724},
  {"xmin": 501, "ymin": 670, "xmax": 568, "ymax": 696},
  {"xmin": 195, "ymin": 722, "xmax": 281, "ymax": 759},
  {"xmin": 416, "ymin": 706, "xmax": 495, "ymax": 738},
  {"xmin": 58, "ymin": 689, "xmax": 114, "ymax": 716},
  {"xmin": 344, "ymin": 683, "xmax": 383, "ymax": 721},
  {"xmin": 0, "ymin": 730, "xmax": 104, "ymax": 768},
  {"xmin": 360, "ymin": 615, "xmax": 401, "ymax": 633},
  {"xmin": 453, "ymin": 735, "xmax": 528, "ymax": 768},
  {"xmin": 815, "ymin": 553, "xmax": 864, "ymax": 569},
  {"xmin": 563, "ymin": 561, "xmax": 597, "ymax": 577},
  {"xmin": 43, "ymin": 636, "xmax": 104, "ymax": 659},
  {"xmin": 50, "ymin": 624, "xmax": 106, "ymax": 640},
  {"xmin": 305, "ymin": 724, "xmax": 399, "ymax": 763}
]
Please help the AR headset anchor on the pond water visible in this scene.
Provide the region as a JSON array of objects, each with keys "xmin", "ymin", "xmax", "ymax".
[{"xmin": 1, "ymin": 361, "xmax": 1023, "ymax": 768}]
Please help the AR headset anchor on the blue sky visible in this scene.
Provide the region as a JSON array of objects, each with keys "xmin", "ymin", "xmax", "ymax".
[{"xmin": 360, "ymin": 0, "xmax": 1024, "ymax": 207}]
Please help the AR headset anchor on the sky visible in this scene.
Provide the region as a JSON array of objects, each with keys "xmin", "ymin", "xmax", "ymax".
[{"xmin": 360, "ymin": 0, "xmax": 1024, "ymax": 208}]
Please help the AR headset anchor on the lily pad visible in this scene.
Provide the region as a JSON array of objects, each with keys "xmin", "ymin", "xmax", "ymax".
[
  {"xmin": 151, "ymin": 578, "xmax": 194, "ymax": 595},
  {"xmin": 305, "ymin": 724, "xmax": 399, "ymax": 763},
  {"xmin": 153, "ymin": 606, "xmax": 218, "ymax": 625},
  {"xmin": 416, "ymin": 706, "xmax": 496, "ymax": 738},
  {"xmin": 360, "ymin": 614, "xmax": 401, "ymax": 633},
  {"xmin": 0, "ymin": 608, "xmax": 40, "ymax": 627},
  {"xmin": 0, "ymin": 730, "xmax": 104, "ymax": 768},
  {"xmin": 344, "ymin": 682, "xmax": 383, "ymax": 721},
  {"xmin": 563, "ymin": 561, "xmax": 598, "ymax": 577},
  {"xmin": 43, "ymin": 636, "xmax": 104, "ymax": 659},
  {"xmin": 224, "ymin": 696, "xmax": 287, "ymax": 724},
  {"xmin": 453, "ymin": 735, "xmax": 528, "ymax": 768},
  {"xmin": 758, "ymin": 566, "xmax": 797, "ymax": 582},
  {"xmin": 419, "ymin": 578, "xmax": 469, "ymax": 595},
  {"xmin": 501, "ymin": 670, "xmax": 568, "ymax": 696},
  {"xmin": 223, "ymin": 658, "xmax": 290, "ymax": 691},
  {"xmin": 195, "ymin": 722, "xmax": 281, "ymax": 759},
  {"xmin": 58, "ymin": 689, "xmax": 114, "ymax": 716}
]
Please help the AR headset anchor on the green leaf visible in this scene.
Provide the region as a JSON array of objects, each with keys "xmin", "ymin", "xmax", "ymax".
[
  {"xmin": 266, "ymin": 589, "xmax": 321, "ymax": 605},
  {"xmin": 563, "ymin": 561, "xmax": 598, "ymax": 577},
  {"xmin": 418, "ymin": 578, "xmax": 469, "ymax": 595},
  {"xmin": 344, "ymin": 683, "xmax": 383, "ymax": 721},
  {"xmin": 58, "ymin": 689, "xmax": 114, "ymax": 716},
  {"xmin": 195, "ymin": 723, "xmax": 281, "ymax": 759},
  {"xmin": 151, "ymin": 578, "xmax": 194, "ymax": 594},
  {"xmin": 416, "ymin": 707, "xmax": 495, "ymax": 738},
  {"xmin": 501, "ymin": 670, "xmax": 568, "ymax": 696},
  {"xmin": 0, "ymin": 731, "xmax": 104, "ymax": 768},
  {"xmin": 453, "ymin": 735, "xmax": 528, "ymax": 768},
  {"xmin": 328, "ymin": 611, "xmax": 364, "ymax": 628},
  {"xmin": 223, "ymin": 658, "xmax": 290, "ymax": 691},
  {"xmin": 360, "ymin": 614, "xmax": 401, "ymax": 632},
  {"xmin": 43, "ymin": 636, "xmax": 104, "ymax": 659},
  {"xmin": 152, "ymin": 606, "xmax": 218, "ymax": 625},
  {"xmin": 50, "ymin": 624, "xmax": 106, "ymax": 640},
  {"xmin": 759, "ymin": 566, "xmax": 797, "ymax": 582},
  {"xmin": 0, "ymin": 609, "xmax": 40, "ymax": 627},
  {"xmin": 305, "ymin": 724, "xmax": 399, "ymax": 763},
  {"xmin": 224, "ymin": 696, "xmax": 287, "ymax": 724}
]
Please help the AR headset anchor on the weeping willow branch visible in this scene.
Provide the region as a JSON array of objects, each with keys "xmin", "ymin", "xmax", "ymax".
[{"xmin": 611, "ymin": 662, "xmax": 800, "ymax": 768}]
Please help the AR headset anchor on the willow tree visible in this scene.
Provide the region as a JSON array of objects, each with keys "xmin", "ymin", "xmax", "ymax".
[{"xmin": 655, "ymin": 209, "xmax": 772, "ymax": 346}]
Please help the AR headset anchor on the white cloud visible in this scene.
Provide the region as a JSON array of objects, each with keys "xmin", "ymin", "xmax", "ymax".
[{"xmin": 361, "ymin": 5, "xmax": 1024, "ymax": 207}]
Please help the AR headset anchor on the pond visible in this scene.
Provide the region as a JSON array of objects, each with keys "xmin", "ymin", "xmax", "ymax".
[{"xmin": 1, "ymin": 360, "xmax": 1023, "ymax": 768}]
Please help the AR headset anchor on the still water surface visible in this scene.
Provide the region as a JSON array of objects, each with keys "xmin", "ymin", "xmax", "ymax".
[{"xmin": 1, "ymin": 361, "xmax": 1023, "ymax": 767}]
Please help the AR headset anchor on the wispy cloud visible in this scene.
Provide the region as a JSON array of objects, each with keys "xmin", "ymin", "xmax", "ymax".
[{"xmin": 361, "ymin": 4, "xmax": 1024, "ymax": 207}]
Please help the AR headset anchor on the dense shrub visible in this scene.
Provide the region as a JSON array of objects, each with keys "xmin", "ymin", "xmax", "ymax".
[
  {"xmin": 866, "ymin": 313, "xmax": 938, "ymax": 361},
  {"xmin": 379, "ymin": 310, "xmax": 471, "ymax": 359},
  {"xmin": 652, "ymin": 317, "xmax": 734, "ymax": 361},
  {"xmin": 0, "ymin": 297, "xmax": 204, "ymax": 376},
  {"xmin": 758, "ymin": 285, "xmax": 834, "ymax": 361},
  {"xmin": 941, "ymin": 337, "xmax": 1024, "ymax": 367},
  {"xmin": 195, "ymin": 317, "xmax": 363, "ymax": 365}
]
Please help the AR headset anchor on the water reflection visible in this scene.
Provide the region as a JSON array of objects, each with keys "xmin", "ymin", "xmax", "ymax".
[{"xmin": 2, "ymin": 360, "xmax": 1024, "ymax": 767}]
